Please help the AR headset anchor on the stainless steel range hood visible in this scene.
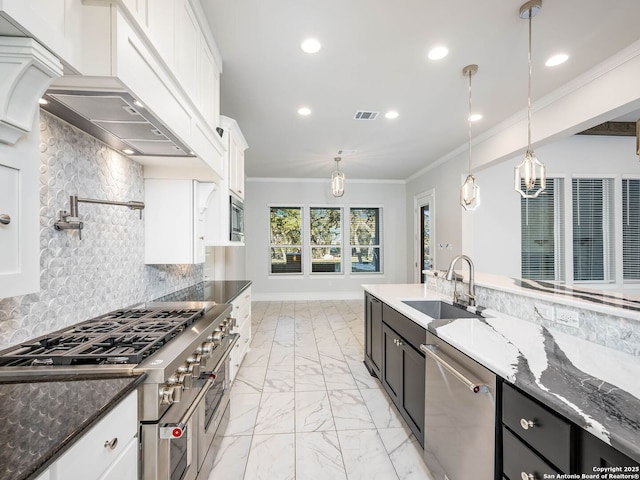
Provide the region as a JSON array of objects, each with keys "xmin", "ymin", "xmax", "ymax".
[{"xmin": 40, "ymin": 88, "xmax": 195, "ymax": 157}]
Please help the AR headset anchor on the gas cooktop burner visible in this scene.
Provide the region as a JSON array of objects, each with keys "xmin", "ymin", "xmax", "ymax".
[{"xmin": 0, "ymin": 307, "xmax": 205, "ymax": 367}]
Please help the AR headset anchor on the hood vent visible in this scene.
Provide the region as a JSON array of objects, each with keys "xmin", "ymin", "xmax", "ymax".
[
  {"xmin": 40, "ymin": 90, "xmax": 194, "ymax": 157},
  {"xmin": 354, "ymin": 110, "xmax": 379, "ymax": 120}
]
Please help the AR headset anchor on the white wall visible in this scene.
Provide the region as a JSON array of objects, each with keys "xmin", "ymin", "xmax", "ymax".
[
  {"xmin": 244, "ymin": 178, "xmax": 407, "ymax": 300},
  {"xmin": 471, "ymin": 135, "xmax": 638, "ymax": 278}
]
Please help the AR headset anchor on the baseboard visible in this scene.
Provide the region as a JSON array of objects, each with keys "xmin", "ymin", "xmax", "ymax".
[{"xmin": 252, "ymin": 290, "xmax": 363, "ymax": 301}]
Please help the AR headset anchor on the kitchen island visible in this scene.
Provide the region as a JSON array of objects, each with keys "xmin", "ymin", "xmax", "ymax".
[{"xmin": 363, "ymin": 283, "xmax": 640, "ymax": 467}]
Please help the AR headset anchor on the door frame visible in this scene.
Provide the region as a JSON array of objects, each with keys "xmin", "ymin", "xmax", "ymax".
[{"xmin": 413, "ymin": 189, "xmax": 435, "ymax": 283}]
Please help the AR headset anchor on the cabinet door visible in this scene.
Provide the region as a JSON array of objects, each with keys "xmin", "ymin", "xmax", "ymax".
[
  {"xmin": 365, "ymin": 294, "xmax": 382, "ymax": 376},
  {"xmin": 382, "ymin": 323, "xmax": 402, "ymax": 404},
  {"xmin": 579, "ymin": 430, "xmax": 640, "ymax": 471},
  {"xmin": 98, "ymin": 437, "xmax": 138, "ymax": 480},
  {"xmin": 402, "ymin": 341, "xmax": 425, "ymax": 442}
]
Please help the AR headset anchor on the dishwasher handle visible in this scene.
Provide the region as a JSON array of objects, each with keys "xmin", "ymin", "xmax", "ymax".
[{"xmin": 420, "ymin": 343, "xmax": 491, "ymax": 394}]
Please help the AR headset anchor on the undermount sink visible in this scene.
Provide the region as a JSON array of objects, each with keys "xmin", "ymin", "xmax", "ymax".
[{"xmin": 402, "ymin": 300, "xmax": 482, "ymax": 319}]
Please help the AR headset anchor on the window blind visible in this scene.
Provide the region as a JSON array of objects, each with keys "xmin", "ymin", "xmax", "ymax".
[
  {"xmin": 521, "ymin": 178, "xmax": 563, "ymax": 280},
  {"xmin": 623, "ymin": 178, "xmax": 640, "ymax": 280},
  {"xmin": 572, "ymin": 178, "xmax": 615, "ymax": 282}
]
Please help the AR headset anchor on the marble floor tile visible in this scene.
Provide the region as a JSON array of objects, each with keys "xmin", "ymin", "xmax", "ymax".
[
  {"xmin": 263, "ymin": 366, "xmax": 295, "ymax": 392},
  {"xmin": 378, "ymin": 427, "xmax": 435, "ymax": 480},
  {"xmin": 254, "ymin": 391, "xmax": 295, "ymax": 434},
  {"xmin": 348, "ymin": 359, "xmax": 381, "ymax": 390},
  {"xmin": 241, "ymin": 346, "xmax": 270, "ymax": 367},
  {"xmin": 244, "ymin": 433, "xmax": 295, "ymax": 480},
  {"xmin": 268, "ymin": 345, "xmax": 295, "ymax": 367},
  {"xmin": 360, "ymin": 387, "xmax": 407, "ymax": 429},
  {"xmin": 295, "ymin": 390, "xmax": 335, "ymax": 432},
  {"xmin": 296, "ymin": 431, "xmax": 347, "ymax": 480},
  {"xmin": 328, "ymin": 389, "xmax": 376, "ymax": 430},
  {"xmin": 295, "ymin": 362, "xmax": 327, "ymax": 391},
  {"xmin": 232, "ymin": 365, "xmax": 267, "ymax": 394},
  {"xmin": 206, "ymin": 434, "xmax": 252, "ymax": 480},
  {"xmin": 223, "ymin": 392, "xmax": 261, "ymax": 437},
  {"xmin": 337, "ymin": 429, "xmax": 399, "ymax": 480}
]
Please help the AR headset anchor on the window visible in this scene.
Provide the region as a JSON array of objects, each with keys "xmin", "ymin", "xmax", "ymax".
[
  {"xmin": 269, "ymin": 207, "xmax": 302, "ymax": 274},
  {"xmin": 623, "ymin": 178, "xmax": 640, "ymax": 280},
  {"xmin": 310, "ymin": 207, "xmax": 342, "ymax": 273},
  {"xmin": 572, "ymin": 178, "xmax": 615, "ymax": 282},
  {"xmin": 521, "ymin": 178, "xmax": 564, "ymax": 281},
  {"xmin": 350, "ymin": 207, "xmax": 382, "ymax": 273}
]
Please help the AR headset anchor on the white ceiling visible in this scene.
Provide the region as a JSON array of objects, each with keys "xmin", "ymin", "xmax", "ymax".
[{"xmin": 200, "ymin": 0, "xmax": 640, "ymax": 181}]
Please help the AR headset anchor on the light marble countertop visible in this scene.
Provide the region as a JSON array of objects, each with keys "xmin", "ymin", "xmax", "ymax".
[{"xmin": 363, "ymin": 283, "xmax": 640, "ymax": 463}]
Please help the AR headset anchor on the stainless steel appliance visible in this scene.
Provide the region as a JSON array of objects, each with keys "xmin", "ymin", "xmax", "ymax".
[
  {"xmin": 0, "ymin": 301, "xmax": 237, "ymax": 480},
  {"xmin": 230, "ymin": 195, "xmax": 244, "ymax": 242},
  {"xmin": 420, "ymin": 331, "xmax": 496, "ymax": 480}
]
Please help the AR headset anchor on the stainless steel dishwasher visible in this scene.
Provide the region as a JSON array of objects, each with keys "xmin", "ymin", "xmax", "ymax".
[{"xmin": 420, "ymin": 331, "xmax": 496, "ymax": 480}]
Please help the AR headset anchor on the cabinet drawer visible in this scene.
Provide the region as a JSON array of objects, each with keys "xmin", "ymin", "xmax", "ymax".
[
  {"xmin": 503, "ymin": 427, "xmax": 558, "ymax": 479},
  {"xmin": 382, "ymin": 303, "xmax": 425, "ymax": 351},
  {"xmin": 231, "ymin": 287, "xmax": 251, "ymax": 312},
  {"xmin": 502, "ymin": 383, "xmax": 571, "ymax": 472},
  {"xmin": 57, "ymin": 391, "xmax": 138, "ymax": 479}
]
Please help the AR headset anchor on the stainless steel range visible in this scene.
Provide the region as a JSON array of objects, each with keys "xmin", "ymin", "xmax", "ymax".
[{"xmin": 0, "ymin": 301, "xmax": 237, "ymax": 480}]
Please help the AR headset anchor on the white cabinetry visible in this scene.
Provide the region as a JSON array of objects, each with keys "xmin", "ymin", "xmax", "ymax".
[
  {"xmin": 230, "ymin": 286, "xmax": 252, "ymax": 382},
  {"xmin": 205, "ymin": 116, "xmax": 248, "ymax": 246},
  {"xmin": 145, "ymin": 179, "xmax": 215, "ymax": 264},
  {"xmin": 0, "ymin": 116, "xmax": 40, "ymax": 297},
  {"xmin": 52, "ymin": 390, "xmax": 138, "ymax": 480}
]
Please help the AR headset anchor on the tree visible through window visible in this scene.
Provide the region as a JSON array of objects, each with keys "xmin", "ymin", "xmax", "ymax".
[
  {"xmin": 270, "ymin": 207, "xmax": 302, "ymax": 274},
  {"xmin": 350, "ymin": 208, "xmax": 381, "ymax": 273},
  {"xmin": 310, "ymin": 207, "xmax": 342, "ymax": 273}
]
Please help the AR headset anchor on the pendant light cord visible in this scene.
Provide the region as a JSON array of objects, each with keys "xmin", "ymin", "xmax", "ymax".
[
  {"xmin": 468, "ymin": 69, "xmax": 473, "ymax": 175},
  {"xmin": 527, "ymin": 9, "xmax": 533, "ymax": 150}
]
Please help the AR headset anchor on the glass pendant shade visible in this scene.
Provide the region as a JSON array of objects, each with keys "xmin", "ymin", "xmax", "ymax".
[
  {"xmin": 461, "ymin": 174, "xmax": 480, "ymax": 210},
  {"xmin": 514, "ymin": 149, "xmax": 546, "ymax": 198},
  {"xmin": 331, "ymin": 157, "xmax": 345, "ymax": 197}
]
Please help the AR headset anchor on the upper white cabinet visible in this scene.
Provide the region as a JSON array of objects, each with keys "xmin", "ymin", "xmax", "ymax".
[
  {"xmin": 205, "ymin": 116, "xmax": 248, "ymax": 246},
  {"xmin": 0, "ymin": 115, "xmax": 41, "ymax": 297},
  {"xmin": 145, "ymin": 179, "xmax": 215, "ymax": 264},
  {"xmin": 222, "ymin": 116, "xmax": 248, "ymax": 200}
]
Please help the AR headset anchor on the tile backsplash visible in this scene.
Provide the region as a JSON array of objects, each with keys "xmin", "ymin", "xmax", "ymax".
[{"xmin": 0, "ymin": 111, "xmax": 203, "ymax": 350}]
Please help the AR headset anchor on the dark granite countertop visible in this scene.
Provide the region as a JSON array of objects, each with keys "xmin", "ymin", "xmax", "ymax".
[
  {"xmin": 0, "ymin": 373, "xmax": 145, "ymax": 480},
  {"xmin": 154, "ymin": 280, "xmax": 251, "ymax": 304},
  {"xmin": 364, "ymin": 284, "xmax": 640, "ymax": 464}
]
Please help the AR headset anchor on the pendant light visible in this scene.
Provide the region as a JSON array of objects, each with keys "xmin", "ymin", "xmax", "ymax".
[
  {"xmin": 515, "ymin": 0, "xmax": 546, "ymax": 198},
  {"xmin": 331, "ymin": 156, "xmax": 345, "ymax": 197},
  {"xmin": 460, "ymin": 64, "xmax": 480, "ymax": 210}
]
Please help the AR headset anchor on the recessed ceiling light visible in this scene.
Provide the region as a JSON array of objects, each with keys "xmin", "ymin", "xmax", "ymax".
[
  {"xmin": 545, "ymin": 53, "xmax": 568, "ymax": 67},
  {"xmin": 385, "ymin": 111, "xmax": 399, "ymax": 119},
  {"xmin": 428, "ymin": 46, "xmax": 449, "ymax": 60},
  {"xmin": 122, "ymin": 148, "xmax": 135, "ymax": 155},
  {"xmin": 301, "ymin": 38, "xmax": 321, "ymax": 54},
  {"xmin": 38, "ymin": 98, "xmax": 49, "ymax": 105},
  {"xmin": 298, "ymin": 107, "xmax": 311, "ymax": 116},
  {"xmin": 469, "ymin": 113, "xmax": 483, "ymax": 122}
]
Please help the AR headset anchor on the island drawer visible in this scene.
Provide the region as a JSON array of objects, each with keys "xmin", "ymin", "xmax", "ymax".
[
  {"xmin": 502, "ymin": 383, "xmax": 572, "ymax": 472},
  {"xmin": 503, "ymin": 427, "xmax": 558, "ymax": 479},
  {"xmin": 382, "ymin": 303, "xmax": 425, "ymax": 352}
]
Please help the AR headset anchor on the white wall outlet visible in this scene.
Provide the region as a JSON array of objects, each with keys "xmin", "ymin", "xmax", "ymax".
[
  {"xmin": 534, "ymin": 303, "xmax": 554, "ymax": 321},
  {"xmin": 556, "ymin": 308, "xmax": 579, "ymax": 328}
]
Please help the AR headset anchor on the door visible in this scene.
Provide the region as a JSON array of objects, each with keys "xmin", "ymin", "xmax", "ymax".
[{"xmin": 414, "ymin": 190, "xmax": 435, "ymax": 283}]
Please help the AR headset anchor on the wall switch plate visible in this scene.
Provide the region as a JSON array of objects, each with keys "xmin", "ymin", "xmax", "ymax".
[
  {"xmin": 556, "ymin": 308, "xmax": 579, "ymax": 328},
  {"xmin": 534, "ymin": 303, "xmax": 554, "ymax": 321}
]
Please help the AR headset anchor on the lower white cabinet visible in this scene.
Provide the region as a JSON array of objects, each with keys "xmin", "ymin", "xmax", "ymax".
[
  {"xmin": 51, "ymin": 390, "xmax": 138, "ymax": 480},
  {"xmin": 230, "ymin": 286, "xmax": 252, "ymax": 382},
  {"xmin": 145, "ymin": 179, "xmax": 215, "ymax": 264}
]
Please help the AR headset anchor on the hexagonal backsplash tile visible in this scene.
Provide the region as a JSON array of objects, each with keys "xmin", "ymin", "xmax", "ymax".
[{"xmin": 0, "ymin": 112, "xmax": 203, "ymax": 350}]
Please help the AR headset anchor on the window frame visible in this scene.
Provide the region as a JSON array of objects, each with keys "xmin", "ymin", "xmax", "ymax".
[
  {"xmin": 268, "ymin": 204, "xmax": 304, "ymax": 276},
  {"xmin": 349, "ymin": 206, "xmax": 383, "ymax": 274},
  {"xmin": 308, "ymin": 205, "xmax": 344, "ymax": 275}
]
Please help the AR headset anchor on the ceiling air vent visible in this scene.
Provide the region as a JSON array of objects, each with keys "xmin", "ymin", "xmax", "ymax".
[{"xmin": 354, "ymin": 111, "xmax": 379, "ymax": 120}]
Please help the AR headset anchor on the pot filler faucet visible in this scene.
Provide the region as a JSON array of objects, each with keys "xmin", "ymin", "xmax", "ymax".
[
  {"xmin": 445, "ymin": 254, "xmax": 476, "ymax": 307},
  {"xmin": 54, "ymin": 195, "xmax": 145, "ymax": 240}
]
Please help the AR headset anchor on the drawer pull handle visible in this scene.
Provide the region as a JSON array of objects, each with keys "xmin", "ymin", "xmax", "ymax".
[
  {"xmin": 0, "ymin": 214, "xmax": 10, "ymax": 225},
  {"xmin": 520, "ymin": 418, "xmax": 536, "ymax": 430},
  {"xmin": 104, "ymin": 437, "xmax": 118, "ymax": 450},
  {"xmin": 521, "ymin": 473, "xmax": 538, "ymax": 480}
]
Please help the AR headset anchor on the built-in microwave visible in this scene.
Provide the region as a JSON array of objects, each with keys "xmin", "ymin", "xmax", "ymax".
[{"xmin": 230, "ymin": 196, "xmax": 244, "ymax": 242}]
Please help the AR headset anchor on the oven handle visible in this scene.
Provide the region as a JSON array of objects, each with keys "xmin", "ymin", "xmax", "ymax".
[{"xmin": 160, "ymin": 333, "xmax": 239, "ymax": 439}]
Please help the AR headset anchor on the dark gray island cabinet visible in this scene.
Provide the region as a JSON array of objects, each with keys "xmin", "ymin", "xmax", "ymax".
[
  {"xmin": 364, "ymin": 292, "xmax": 425, "ymax": 446},
  {"xmin": 363, "ymin": 292, "xmax": 640, "ymax": 479}
]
